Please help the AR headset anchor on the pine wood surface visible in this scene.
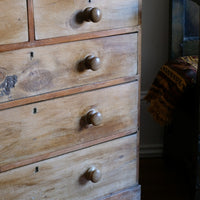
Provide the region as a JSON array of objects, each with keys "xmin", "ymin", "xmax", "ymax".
[
  {"xmin": 0, "ymin": 34, "xmax": 137, "ymax": 104},
  {"xmin": 0, "ymin": 26, "xmax": 139, "ymax": 53},
  {"xmin": 0, "ymin": 0, "xmax": 142, "ymax": 199},
  {"xmin": 27, "ymin": 0, "xmax": 35, "ymax": 42},
  {"xmin": 98, "ymin": 186, "xmax": 141, "ymax": 200},
  {"xmin": 0, "ymin": 76, "xmax": 138, "ymax": 111},
  {"xmin": 0, "ymin": 82, "xmax": 138, "ymax": 172},
  {"xmin": 0, "ymin": 135, "xmax": 137, "ymax": 200},
  {"xmin": 33, "ymin": 0, "xmax": 138, "ymax": 40},
  {"xmin": 0, "ymin": 0, "xmax": 28, "ymax": 45}
]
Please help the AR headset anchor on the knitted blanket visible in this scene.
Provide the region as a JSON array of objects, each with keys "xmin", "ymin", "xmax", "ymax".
[{"xmin": 144, "ymin": 56, "xmax": 198, "ymax": 125}]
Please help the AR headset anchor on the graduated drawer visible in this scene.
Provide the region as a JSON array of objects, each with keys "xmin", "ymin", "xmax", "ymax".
[
  {"xmin": 0, "ymin": 135, "xmax": 138, "ymax": 200},
  {"xmin": 0, "ymin": 0, "xmax": 28, "ymax": 45},
  {"xmin": 0, "ymin": 33, "xmax": 137, "ymax": 103},
  {"xmin": 0, "ymin": 82, "xmax": 138, "ymax": 171},
  {"xmin": 33, "ymin": 0, "xmax": 139, "ymax": 40}
]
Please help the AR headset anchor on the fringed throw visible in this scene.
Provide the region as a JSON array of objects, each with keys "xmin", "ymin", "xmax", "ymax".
[{"xmin": 144, "ymin": 56, "xmax": 198, "ymax": 125}]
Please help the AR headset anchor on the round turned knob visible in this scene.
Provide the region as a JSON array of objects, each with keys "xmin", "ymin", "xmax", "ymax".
[
  {"xmin": 86, "ymin": 110, "xmax": 102, "ymax": 126},
  {"xmin": 85, "ymin": 55, "xmax": 101, "ymax": 71},
  {"xmin": 83, "ymin": 7, "xmax": 102, "ymax": 23},
  {"xmin": 86, "ymin": 166, "xmax": 101, "ymax": 183}
]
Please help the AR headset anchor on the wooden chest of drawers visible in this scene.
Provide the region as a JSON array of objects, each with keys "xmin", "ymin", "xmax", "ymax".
[{"xmin": 0, "ymin": 0, "xmax": 142, "ymax": 199}]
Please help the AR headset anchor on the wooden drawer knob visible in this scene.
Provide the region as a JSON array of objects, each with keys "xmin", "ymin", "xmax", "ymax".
[
  {"xmin": 83, "ymin": 7, "xmax": 102, "ymax": 23},
  {"xmin": 86, "ymin": 166, "xmax": 101, "ymax": 183},
  {"xmin": 85, "ymin": 55, "xmax": 101, "ymax": 71},
  {"xmin": 86, "ymin": 110, "xmax": 102, "ymax": 126}
]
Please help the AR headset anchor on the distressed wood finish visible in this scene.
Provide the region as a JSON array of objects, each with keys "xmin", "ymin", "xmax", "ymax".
[
  {"xmin": 33, "ymin": 0, "xmax": 139, "ymax": 40},
  {"xmin": 0, "ymin": 34, "xmax": 137, "ymax": 103},
  {"xmin": 0, "ymin": 77, "xmax": 138, "ymax": 111},
  {"xmin": 0, "ymin": 0, "xmax": 142, "ymax": 199},
  {"xmin": 0, "ymin": 25, "xmax": 139, "ymax": 53},
  {"xmin": 100, "ymin": 186, "xmax": 141, "ymax": 200},
  {"xmin": 0, "ymin": 82, "xmax": 138, "ymax": 171},
  {"xmin": 0, "ymin": 135, "xmax": 137, "ymax": 200},
  {"xmin": 0, "ymin": 0, "xmax": 28, "ymax": 45}
]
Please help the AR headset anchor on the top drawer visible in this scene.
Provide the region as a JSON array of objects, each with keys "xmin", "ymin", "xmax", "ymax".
[
  {"xmin": 0, "ymin": 0, "xmax": 28, "ymax": 45},
  {"xmin": 33, "ymin": 0, "xmax": 139, "ymax": 40}
]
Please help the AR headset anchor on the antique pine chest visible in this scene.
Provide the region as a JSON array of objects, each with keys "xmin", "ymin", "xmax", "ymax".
[{"xmin": 0, "ymin": 0, "xmax": 142, "ymax": 199}]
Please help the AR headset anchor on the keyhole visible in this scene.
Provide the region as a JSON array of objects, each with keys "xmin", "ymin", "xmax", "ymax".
[
  {"xmin": 33, "ymin": 108, "xmax": 37, "ymax": 114},
  {"xmin": 88, "ymin": 0, "xmax": 91, "ymax": 2},
  {"xmin": 35, "ymin": 166, "xmax": 39, "ymax": 173},
  {"xmin": 30, "ymin": 52, "xmax": 34, "ymax": 60}
]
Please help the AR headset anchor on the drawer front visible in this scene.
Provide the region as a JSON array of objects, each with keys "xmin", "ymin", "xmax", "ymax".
[
  {"xmin": 0, "ymin": 0, "xmax": 28, "ymax": 45},
  {"xmin": 33, "ymin": 0, "xmax": 139, "ymax": 40},
  {"xmin": 0, "ymin": 135, "xmax": 137, "ymax": 200},
  {"xmin": 100, "ymin": 186, "xmax": 141, "ymax": 200},
  {"xmin": 0, "ymin": 82, "xmax": 138, "ymax": 170},
  {"xmin": 0, "ymin": 33, "xmax": 137, "ymax": 103}
]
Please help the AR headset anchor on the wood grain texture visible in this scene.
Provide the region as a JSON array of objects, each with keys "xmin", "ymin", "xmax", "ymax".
[
  {"xmin": 99, "ymin": 186, "xmax": 141, "ymax": 200},
  {"xmin": 0, "ymin": 135, "xmax": 138, "ymax": 200},
  {"xmin": 27, "ymin": 0, "xmax": 35, "ymax": 42},
  {"xmin": 0, "ymin": 77, "xmax": 138, "ymax": 111},
  {"xmin": 0, "ymin": 33, "xmax": 137, "ymax": 103},
  {"xmin": 33, "ymin": 0, "xmax": 139, "ymax": 40},
  {"xmin": 0, "ymin": 82, "xmax": 138, "ymax": 171},
  {"xmin": 0, "ymin": 0, "xmax": 142, "ymax": 199},
  {"xmin": 0, "ymin": 26, "xmax": 140, "ymax": 53},
  {"xmin": 0, "ymin": 0, "xmax": 28, "ymax": 45}
]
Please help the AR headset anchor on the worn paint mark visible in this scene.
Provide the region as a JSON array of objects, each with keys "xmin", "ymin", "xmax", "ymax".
[
  {"xmin": 20, "ymin": 69, "xmax": 53, "ymax": 92},
  {"xmin": 0, "ymin": 75, "xmax": 17, "ymax": 96}
]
